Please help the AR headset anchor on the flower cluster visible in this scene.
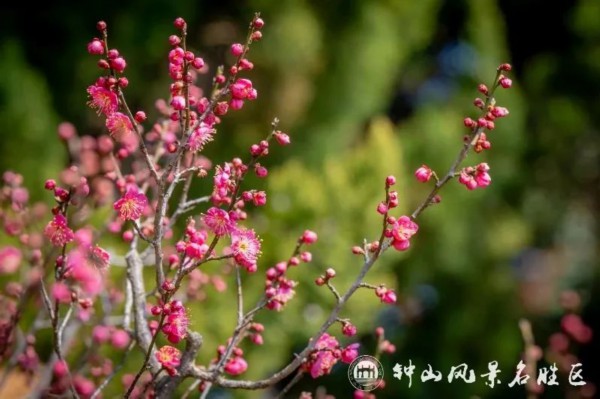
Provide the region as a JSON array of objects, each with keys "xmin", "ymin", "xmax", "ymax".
[
  {"xmin": 44, "ymin": 214, "xmax": 75, "ymax": 247},
  {"xmin": 230, "ymin": 78, "xmax": 258, "ymax": 110},
  {"xmin": 458, "ymin": 163, "xmax": 491, "ymax": 190},
  {"xmin": 265, "ymin": 230, "xmax": 317, "ymax": 310},
  {"xmin": 301, "ymin": 333, "xmax": 359, "ymax": 379},
  {"xmin": 154, "ymin": 300, "xmax": 189, "ymax": 344},
  {"xmin": 215, "ymin": 345, "xmax": 248, "ymax": 376},
  {"xmin": 224, "ymin": 355, "xmax": 248, "ymax": 376},
  {"xmin": 175, "ymin": 220, "xmax": 211, "ymax": 262},
  {"xmin": 375, "ymin": 286, "xmax": 397, "ymax": 304},
  {"xmin": 265, "ymin": 264, "xmax": 298, "ymax": 311},
  {"xmin": 388, "ymin": 216, "xmax": 419, "ymax": 251},
  {"xmin": 86, "ymin": 21, "xmax": 138, "ymax": 142}
]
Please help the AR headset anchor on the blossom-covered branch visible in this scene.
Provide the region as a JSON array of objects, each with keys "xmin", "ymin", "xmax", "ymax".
[{"xmin": 0, "ymin": 11, "xmax": 513, "ymax": 399}]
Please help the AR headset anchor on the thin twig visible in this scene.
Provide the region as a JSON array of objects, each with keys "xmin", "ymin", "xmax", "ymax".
[
  {"xmin": 168, "ymin": 195, "xmax": 211, "ymax": 230},
  {"xmin": 181, "ymin": 380, "xmax": 201, "ymax": 399},
  {"xmin": 411, "ymin": 70, "xmax": 503, "ymax": 220},
  {"xmin": 46, "ymin": 298, "xmax": 80, "ymax": 399},
  {"xmin": 118, "ymin": 89, "xmax": 160, "ymax": 184},
  {"xmin": 325, "ymin": 281, "xmax": 341, "ymax": 303},
  {"xmin": 100, "ymin": 27, "xmax": 159, "ymax": 185},
  {"xmin": 40, "ymin": 280, "xmax": 55, "ymax": 320},
  {"xmin": 132, "ymin": 220, "xmax": 152, "ymax": 243},
  {"xmin": 57, "ymin": 304, "xmax": 74, "ymax": 348},
  {"xmin": 276, "ymin": 370, "xmax": 304, "ymax": 399}
]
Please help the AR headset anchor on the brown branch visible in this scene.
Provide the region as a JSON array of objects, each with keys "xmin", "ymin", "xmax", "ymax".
[
  {"xmin": 325, "ymin": 281, "xmax": 342, "ymax": 303},
  {"xmin": 277, "ymin": 370, "xmax": 305, "ymax": 399},
  {"xmin": 124, "ymin": 249, "xmax": 162, "ymax": 398}
]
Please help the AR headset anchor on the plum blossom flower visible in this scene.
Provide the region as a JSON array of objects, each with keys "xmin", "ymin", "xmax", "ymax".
[
  {"xmin": 156, "ymin": 346, "xmax": 181, "ymax": 371},
  {"xmin": 87, "ymin": 85, "xmax": 118, "ymax": 116},
  {"xmin": 87, "ymin": 39, "xmax": 104, "ymax": 55},
  {"xmin": 106, "ymin": 112, "xmax": 134, "ymax": 138},
  {"xmin": 202, "ymin": 207, "xmax": 235, "ymax": 236},
  {"xmin": 113, "ymin": 188, "xmax": 148, "ymax": 220},
  {"xmin": 229, "ymin": 78, "xmax": 257, "ymax": 110},
  {"xmin": 44, "ymin": 214, "xmax": 75, "ymax": 247},
  {"xmin": 458, "ymin": 170, "xmax": 477, "ymax": 190},
  {"xmin": 390, "ymin": 216, "xmax": 418, "ymax": 251},
  {"xmin": 231, "ymin": 228, "xmax": 261, "ymax": 271},
  {"xmin": 188, "ymin": 123, "xmax": 214, "ymax": 152},
  {"xmin": 53, "ymin": 360, "xmax": 69, "ymax": 378}
]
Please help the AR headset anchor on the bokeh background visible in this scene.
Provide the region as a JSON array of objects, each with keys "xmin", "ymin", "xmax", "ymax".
[{"xmin": 1, "ymin": 0, "xmax": 599, "ymax": 398}]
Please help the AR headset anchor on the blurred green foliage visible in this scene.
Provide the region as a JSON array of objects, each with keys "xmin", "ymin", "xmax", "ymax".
[{"xmin": 1, "ymin": 0, "xmax": 598, "ymax": 397}]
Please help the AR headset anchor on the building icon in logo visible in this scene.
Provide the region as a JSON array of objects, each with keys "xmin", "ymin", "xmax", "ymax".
[{"xmin": 348, "ymin": 355, "xmax": 384, "ymax": 391}]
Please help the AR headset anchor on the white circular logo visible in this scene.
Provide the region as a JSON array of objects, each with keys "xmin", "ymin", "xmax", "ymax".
[{"xmin": 348, "ymin": 355, "xmax": 384, "ymax": 391}]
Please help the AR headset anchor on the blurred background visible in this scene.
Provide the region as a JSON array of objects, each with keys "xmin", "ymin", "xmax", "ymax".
[{"xmin": 1, "ymin": 0, "xmax": 599, "ymax": 397}]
